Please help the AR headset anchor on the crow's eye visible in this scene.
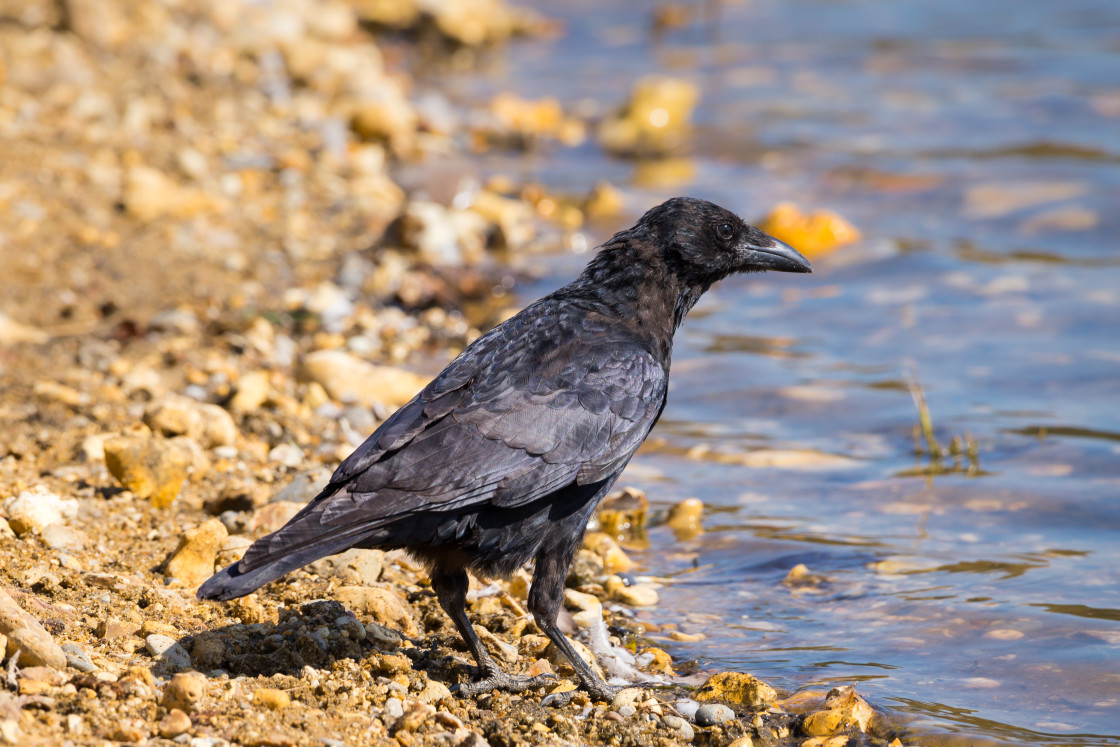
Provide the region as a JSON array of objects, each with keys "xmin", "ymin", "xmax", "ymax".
[{"xmin": 716, "ymin": 222, "xmax": 734, "ymax": 241}]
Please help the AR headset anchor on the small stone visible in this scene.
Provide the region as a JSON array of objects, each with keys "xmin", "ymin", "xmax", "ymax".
[
  {"xmin": 140, "ymin": 620, "xmax": 179, "ymax": 638},
  {"xmin": 161, "ymin": 671, "xmax": 207, "ymax": 712},
  {"xmin": 249, "ymin": 501, "xmax": 304, "ymax": 533},
  {"xmin": 664, "ymin": 715, "xmax": 695, "ymax": 741},
  {"xmin": 123, "ymin": 164, "xmax": 221, "ymax": 222},
  {"xmin": 758, "ymin": 203, "xmax": 860, "ymax": 258},
  {"xmin": 605, "ymin": 577, "xmax": 659, "ymax": 607},
  {"xmin": 665, "ymin": 497, "xmax": 704, "ymax": 537},
  {"xmin": 308, "ymin": 548, "xmax": 383, "ymax": 585},
  {"xmin": 694, "ymin": 703, "xmax": 735, "ymax": 726},
  {"xmin": 158, "ymin": 709, "xmax": 192, "ymax": 739},
  {"xmin": 163, "ymin": 518, "xmax": 229, "ymax": 587},
  {"xmin": 269, "ymin": 443, "xmax": 304, "ymax": 468},
  {"xmin": 476, "ymin": 626, "xmax": 518, "ymax": 665},
  {"xmin": 61, "ymin": 643, "xmax": 96, "ymax": 673},
  {"xmin": 103, "ymin": 431, "xmax": 194, "ymax": 508},
  {"xmin": 694, "ymin": 671, "xmax": 777, "ymax": 707},
  {"xmin": 97, "ymin": 618, "xmax": 141, "ymax": 641},
  {"xmin": 0, "ymin": 718, "xmax": 22, "ymax": 744},
  {"xmin": 271, "ymin": 469, "xmax": 331, "ymax": 504},
  {"xmin": 415, "ymin": 678, "xmax": 452, "ymax": 704},
  {"xmin": 611, "ymin": 687, "xmax": 649, "ymax": 709},
  {"xmin": 2, "ymin": 486, "xmax": 78, "ymax": 536},
  {"xmin": 230, "ymin": 371, "xmax": 272, "ymax": 414},
  {"xmin": 598, "ymin": 76, "xmax": 699, "ymax": 156},
  {"xmin": 41, "ymin": 524, "xmax": 87, "ymax": 551},
  {"xmin": 112, "ymin": 718, "xmax": 148, "ymax": 743},
  {"xmin": 146, "ymin": 634, "xmax": 191, "ymax": 670},
  {"xmin": 391, "ymin": 701, "xmax": 435, "ymax": 734},
  {"xmin": 145, "ymin": 396, "xmax": 238, "ymax": 448},
  {"xmin": 254, "ymin": 688, "xmax": 291, "ymax": 710},
  {"xmin": 0, "ymin": 590, "xmax": 67, "ymax": 669},
  {"xmin": 583, "ymin": 533, "xmax": 633, "ymax": 573},
  {"xmin": 726, "ymin": 738, "xmax": 753, "ymax": 747},
  {"xmin": 0, "ymin": 312, "xmax": 48, "ymax": 346},
  {"xmin": 300, "ymin": 350, "xmax": 426, "ymax": 409},
  {"xmin": 334, "ymin": 586, "xmax": 418, "ymax": 636},
  {"xmin": 364, "ymin": 620, "xmax": 403, "ymax": 648}
]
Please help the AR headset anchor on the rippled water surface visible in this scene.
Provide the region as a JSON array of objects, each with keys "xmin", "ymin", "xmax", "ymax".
[{"xmin": 429, "ymin": 1, "xmax": 1120, "ymax": 742}]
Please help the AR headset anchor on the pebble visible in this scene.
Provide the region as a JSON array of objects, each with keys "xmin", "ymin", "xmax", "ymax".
[
  {"xmin": 582, "ymin": 532, "xmax": 633, "ymax": 573},
  {"xmin": 695, "ymin": 671, "xmax": 777, "ymax": 707},
  {"xmin": 598, "ymin": 76, "xmax": 699, "ymax": 156},
  {"xmin": 308, "ymin": 548, "xmax": 384, "ymax": 585},
  {"xmin": 605, "ymin": 576, "xmax": 659, "ymax": 607},
  {"xmin": 616, "ymin": 705, "xmax": 636, "ymax": 718},
  {"xmin": 230, "ymin": 370, "xmax": 272, "ymax": 414},
  {"xmin": 269, "ymin": 443, "xmax": 304, "ymax": 468},
  {"xmin": 0, "ymin": 313, "xmax": 48, "ymax": 345},
  {"xmin": 694, "ymin": 703, "xmax": 735, "ymax": 726},
  {"xmin": 254, "ymin": 688, "xmax": 291, "ymax": 710},
  {"xmin": 665, "ymin": 497, "xmax": 704, "ymax": 537},
  {"xmin": 158, "ymin": 709, "xmax": 192, "ymax": 739},
  {"xmin": 2, "ymin": 485, "xmax": 78, "ymax": 536},
  {"xmin": 147, "ymin": 634, "xmax": 192, "ymax": 670},
  {"xmin": 103, "ymin": 431, "xmax": 195, "ymax": 508},
  {"xmin": 663, "ymin": 715, "xmax": 695, "ymax": 741},
  {"xmin": 145, "ymin": 395, "xmax": 239, "ymax": 448},
  {"xmin": 97, "ymin": 618, "xmax": 141, "ymax": 640},
  {"xmin": 382, "ymin": 697, "xmax": 404, "ymax": 722},
  {"xmin": 41, "ymin": 524, "xmax": 88, "ymax": 551},
  {"xmin": 61, "ymin": 643, "xmax": 96, "ymax": 673},
  {"xmin": 333, "ymin": 586, "xmax": 418, "ymax": 635},
  {"xmin": 271, "ymin": 469, "xmax": 331, "ymax": 504},
  {"xmin": 161, "ymin": 671, "xmax": 207, "ymax": 712},
  {"xmin": 163, "ymin": 518, "xmax": 229, "ymax": 587},
  {"xmin": 0, "ymin": 589, "xmax": 67, "ymax": 669},
  {"xmin": 300, "ymin": 350, "xmax": 426, "ymax": 408}
]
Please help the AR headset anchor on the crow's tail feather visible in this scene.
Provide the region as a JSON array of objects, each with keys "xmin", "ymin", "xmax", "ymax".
[{"xmin": 196, "ymin": 529, "xmax": 372, "ymax": 601}]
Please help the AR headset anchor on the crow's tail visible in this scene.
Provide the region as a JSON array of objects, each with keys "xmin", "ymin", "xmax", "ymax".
[
  {"xmin": 196, "ymin": 531, "xmax": 369, "ymax": 601},
  {"xmin": 196, "ymin": 487, "xmax": 399, "ymax": 601}
]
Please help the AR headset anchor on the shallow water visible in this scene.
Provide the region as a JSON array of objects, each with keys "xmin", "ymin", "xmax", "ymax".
[{"xmin": 429, "ymin": 1, "xmax": 1120, "ymax": 742}]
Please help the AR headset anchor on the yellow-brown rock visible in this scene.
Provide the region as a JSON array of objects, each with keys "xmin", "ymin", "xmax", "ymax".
[
  {"xmin": 695, "ymin": 671, "xmax": 777, "ymax": 708},
  {"xmin": 123, "ymin": 165, "xmax": 222, "ymax": 222},
  {"xmin": 802, "ymin": 686, "xmax": 891, "ymax": 738},
  {"xmin": 157, "ymin": 709, "xmax": 192, "ymax": 739},
  {"xmin": 163, "ymin": 518, "xmax": 228, "ymax": 587},
  {"xmin": 334, "ymin": 586, "xmax": 418, "ymax": 636},
  {"xmin": 300, "ymin": 350, "xmax": 426, "ymax": 409},
  {"xmin": 145, "ymin": 395, "xmax": 238, "ymax": 448},
  {"xmin": 254, "ymin": 688, "xmax": 291, "ymax": 710},
  {"xmin": 598, "ymin": 76, "xmax": 699, "ymax": 156},
  {"xmin": 665, "ymin": 497, "xmax": 704, "ymax": 538},
  {"xmin": 103, "ymin": 431, "xmax": 194, "ymax": 508},
  {"xmin": 759, "ymin": 203, "xmax": 861, "ymax": 258},
  {"xmin": 0, "ymin": 590, "xmax": 67, "ymax": 669},
  {"xmin": 161, "ymin": 671, "xmax": 207, "ymax": 713},
  {"xmin": 583, "ymin": 532, "xmax": 633, "ymax": 573}
]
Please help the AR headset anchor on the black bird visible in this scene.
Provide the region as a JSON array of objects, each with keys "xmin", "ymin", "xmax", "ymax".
[{"xmin": 198, "ymin": 197, "xmax": 811, "ymax": 701}]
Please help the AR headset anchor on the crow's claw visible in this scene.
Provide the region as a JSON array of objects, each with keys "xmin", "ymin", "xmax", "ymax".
[{"xmin": 452, "ymin": 671, "xmax": 556, "ymax": 697}]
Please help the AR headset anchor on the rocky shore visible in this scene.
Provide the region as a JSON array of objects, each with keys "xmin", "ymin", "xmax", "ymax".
[{"xmin": 2, "ymin": 0, "xmax": 890, "ymax": 744}]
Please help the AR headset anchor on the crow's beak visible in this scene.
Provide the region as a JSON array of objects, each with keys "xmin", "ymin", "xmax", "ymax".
[{"xmin": 742, "ymin": 235, "xmax": 812, "ymax": 273}]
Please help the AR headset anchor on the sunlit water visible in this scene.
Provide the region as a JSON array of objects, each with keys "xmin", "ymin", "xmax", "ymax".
[{"xmin": 414, "ymin": 0, "xmax": 1120, "ymax": 742}]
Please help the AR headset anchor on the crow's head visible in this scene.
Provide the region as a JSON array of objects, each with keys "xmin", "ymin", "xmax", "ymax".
[{"xmin": 641, "ymin": 197, "xmax": 811, "ymax": 285}]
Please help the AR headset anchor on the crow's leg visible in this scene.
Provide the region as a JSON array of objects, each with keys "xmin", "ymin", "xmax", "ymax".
[
  {"xmin": 528, "ymin": 544, "xmax": 621, "ymax": 704},
  {"xmin": 430, "ymin": 568, "xmax": 555, "ymax": 696}
]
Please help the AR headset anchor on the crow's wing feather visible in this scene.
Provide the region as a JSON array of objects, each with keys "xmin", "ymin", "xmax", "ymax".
[{"xmin": 235, "ymin": 300, "xmax": 667, "ymax": 573}]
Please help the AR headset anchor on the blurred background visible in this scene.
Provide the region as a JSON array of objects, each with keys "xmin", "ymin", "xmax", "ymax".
[{"xmin": 1, "ymin": 0, "xmax": 1118, "ymax": 744}]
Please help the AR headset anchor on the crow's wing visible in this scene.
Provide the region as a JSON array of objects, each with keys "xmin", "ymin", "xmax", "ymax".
[{"xmin": 232, "ymin": 300, "xmax": 667, "ymax": 575}]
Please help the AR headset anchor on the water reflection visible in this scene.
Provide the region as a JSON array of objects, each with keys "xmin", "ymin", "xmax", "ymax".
[{"xmin": 442, "ymin": 0, "xmax": 1120, "ymax": 741}]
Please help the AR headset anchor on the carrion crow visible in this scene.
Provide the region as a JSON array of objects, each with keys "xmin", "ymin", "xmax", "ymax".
[{"xmin": 198, "ymin": 196, "xmax": 811, "ymax": 701}]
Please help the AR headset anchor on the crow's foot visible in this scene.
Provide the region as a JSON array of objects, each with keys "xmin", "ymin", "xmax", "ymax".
[{"xmin": 452, "ymin": 671, "xmax": 556, "ymax": 697}]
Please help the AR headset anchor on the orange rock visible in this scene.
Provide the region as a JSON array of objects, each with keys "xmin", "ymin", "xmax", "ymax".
[{"xmin": 759, "ymin": 203, "xmax": 860, "ymax": 258}]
